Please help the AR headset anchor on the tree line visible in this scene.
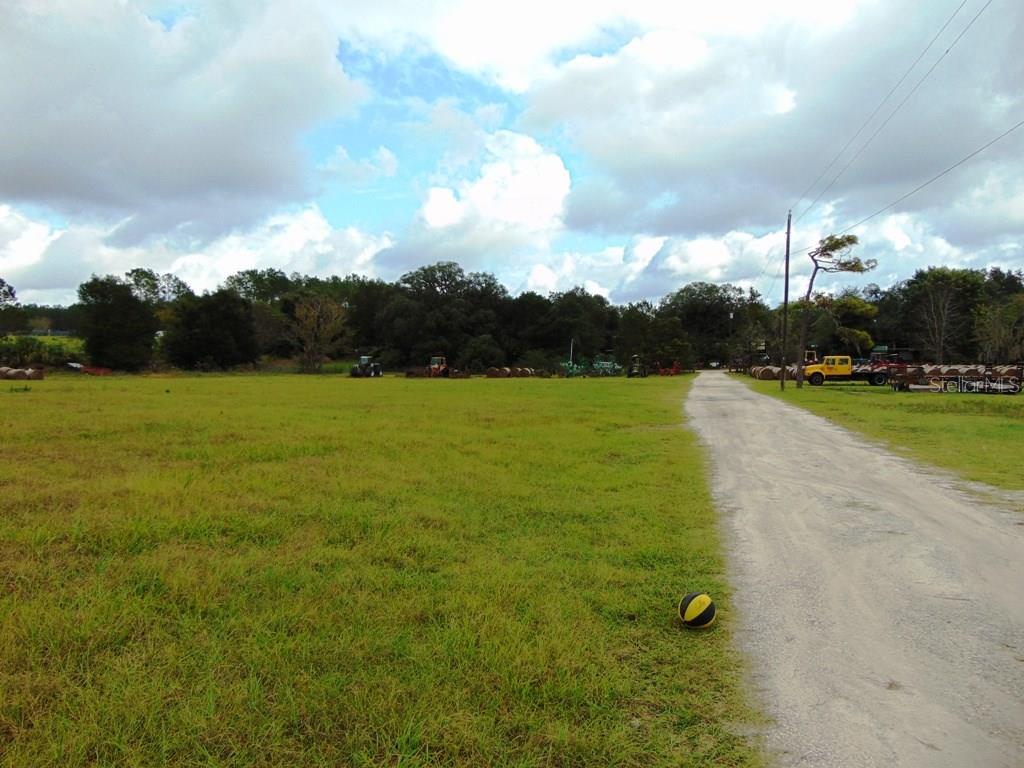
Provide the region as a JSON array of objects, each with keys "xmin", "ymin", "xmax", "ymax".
[{"xmin": 1, "ymin": 255, "xmax": 1022, "ymax": 372}]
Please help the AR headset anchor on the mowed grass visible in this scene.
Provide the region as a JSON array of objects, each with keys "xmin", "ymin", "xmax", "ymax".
[
  {"xmin": 1, "ymin": 375, "xmax": 761, "ymax": 767},
  {"xmin": 745, "ymin": 378, "xmax": 1024, "ymax": 491}
]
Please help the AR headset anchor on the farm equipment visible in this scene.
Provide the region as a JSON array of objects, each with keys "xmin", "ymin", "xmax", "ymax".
[
  {"xmin": 561, "ymin": 360, "xmax": 589, "ymax": 377},
  {"xmin": 627, "ymin": 355, "xmax": 648, "ymax": 378},
  {"xmin": 350, "ymin": 355, "xmax": 383, "ymax": 377},
  {"xmin": 657, "ymin": 361, "xmax": 683, "ymax": 376},
  {"xmin": 559, "ymin": 358, "xmax": 623, "ymax": 377},
  {"xmin": 406, "ymin": 355, "xmax": 470, "ymax": 378},
  {"xmin": 428, "ymin": 355, "xmax": 450, "ymax": 377},
  {"xmin": 591, "ymin": 360, "xmax": 623, "ymax": 377},
  {"xmin": 803, "ymin": 355, "xmax": 890, "ymax": 386},
  {"xmin": 887, "ymin": 362, "xmax": 1022, "ymax": 394}
]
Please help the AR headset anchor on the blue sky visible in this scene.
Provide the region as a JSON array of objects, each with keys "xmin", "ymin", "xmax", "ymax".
[{"xmin": 1, "ymin": 0, "xmax": 1021, "ymax": 305}]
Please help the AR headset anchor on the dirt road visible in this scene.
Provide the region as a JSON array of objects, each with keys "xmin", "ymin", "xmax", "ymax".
[{"xmin": 685, "ymin": 371, "xmax": 1024, "ymax": 768}]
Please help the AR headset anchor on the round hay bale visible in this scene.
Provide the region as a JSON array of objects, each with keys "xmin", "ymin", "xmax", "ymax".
[
  {"xmin": 0, "ymin": 367, "xmax": 9, "ymax": 376},
  {"xmin": 485, "ymin": 367, "xmax": 500, "ymax": 378},
  {"xmin": 500, "ymin": 367, "xmax": 511, "ymax": 377},
  {"xmin": 8, "ymin": 369, "xmax": 28, "ymax": 380},
  {"xmin": 756, "ymin": 366, "xmax": 780, "ymax": 381},
  {"xmin": 944, "ymin": 367, "xmax": 961, "ymax": 376},
  {"xmin": 26, "ymin": 368, "xmax": 44, "ymax": 380},
  {"xmin": 960, "ymin": 367, "xmax": 981, "ymax": 377},
  {"xmin": 749, "ymin": 366, "xmax": 762, "ymax": 378}
]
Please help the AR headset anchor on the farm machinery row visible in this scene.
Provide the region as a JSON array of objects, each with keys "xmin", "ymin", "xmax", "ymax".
[
  {"xmin": 359, "ymin": 353, "xmax": 689, "ymax": 379},
  {"xmin": 886, "ymin": 362, "xmax": 1022, "ymax": 394},
  {"xmin": 748, "ymin": 352, "xmax": 1022, "ymax": 395},
  {"xmin": 561, "ymin": 357, "xmax": 687, "ymax": 378}
]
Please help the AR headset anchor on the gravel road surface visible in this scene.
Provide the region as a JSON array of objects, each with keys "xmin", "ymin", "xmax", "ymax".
[{"xmin": 685, "ymin": 371, "xmax": 1024, "ymax": 768}]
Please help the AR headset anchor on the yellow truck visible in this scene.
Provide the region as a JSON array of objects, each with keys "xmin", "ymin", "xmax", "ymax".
[{"xmin": 803, "ymin": 355, "xmax": 889, "ymax": 386}]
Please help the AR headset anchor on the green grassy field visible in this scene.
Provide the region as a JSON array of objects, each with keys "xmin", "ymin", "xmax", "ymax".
[
  {"xmin": 745, "ymin": 378, "xmax": 1024, "ymax": 491},
  {"xmin": 1, "ymin": 375, "xmax": 761, "ymax": 767}
]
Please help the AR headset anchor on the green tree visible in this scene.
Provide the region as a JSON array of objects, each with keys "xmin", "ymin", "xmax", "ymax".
[
  {"xmin": 546, "ymin": 287, "xmax": 616, "ymax": 361},
  {"xmin": 163, "ymin": 290, "xmax": 258, "ymax": 370},
  {"xmin": 503, "ymin": 291, "xmax": 553, "ymax": 363},
  {"xmin": 0, "ymin": 278, "xmax": 25, "ymax": 334},
  {"xmin": 658, "ymin": 282, "xmax": 760, "ymax": 365},
  {"xmin": 0, "ymin": 278, "xmax": 15, "ymax": 306},
  {"xmin": 812, "ymin": 290, "xmax": 878, "ymax": 357},
  {"xmin": 78, "ymin": 275, "xmax": 158, "ymax": 370},
  {"xmin": 223, "ymin": 268, "xmax": 294, "ymax": 304},
  {"xmin": 290, "ymin": 296, "xmax": 347, "ymax": 373},
  {"xmin": 795, "ymin": 234, "xmax": 872, "ymax": 386},
  {"xmin": 125, "ymin": 268, "xmax": 193, "ymax": 306},
  {"xmin": 902, "ymin": 267, "xmax": 985, "ymax": 363},
  {"xmin": 615, "ymin": 301, "xmax": 656, "ymax": 363},
  {"xmin": 974, "ymin": 295, "xmax": 1024, "ymax": 363},
  {"xmin": 458, "ymin": 334, "xmax": 506, "ymax": 371}
]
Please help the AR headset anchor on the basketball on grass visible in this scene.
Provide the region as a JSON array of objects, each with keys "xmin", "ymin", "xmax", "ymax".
[{"xmin": 678, "ymin": 592, "xmax": 716, "ymax": 628}]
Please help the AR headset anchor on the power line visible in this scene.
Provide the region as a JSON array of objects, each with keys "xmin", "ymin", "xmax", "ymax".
[
  {"xmin": 792, "ymin": 0, "xmax": 970, "ymax": 210},
  {"xmin": 765, "ymin": 250, "xmax": 785, "ymax": 301},
  {"xmin": 795, "ymin": 0, "xmax": 994, "ymax": 224},
  {"xmin": 753, "ymin": 244, "xmax": 781, "ymax": 281},
  {"xmin": 789, "ymin": 115, "xmax": 1024, "ymax": 257}
]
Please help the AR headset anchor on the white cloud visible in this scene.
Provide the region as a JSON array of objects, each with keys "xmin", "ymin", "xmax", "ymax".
[
  {"xmin": 425, "ymin": 131, "xmax": 570, "ymax": 235},
  {"xmin": 0, "ymin": 0, "xmax": 365, "ymax": 240},
  {"xmin": 321, "ymin": 146, "xmax": 399, "ymax": 184},
  {"xmin": 526, "ymin": 264, "xmax": 558, "ymax": 293},
  {"xmin": 2, "ymin": 0, "xmax": 1022, "ymax": 304},
  {"xmin": 327, "ymin": 0, "xmax": 862, "ymax": 91},
  {"xmin": 0, "ymin": 206, "xmax": 60, "ymax": 272},
  {"xmin": 422, "ymin": 188, "xmax": 465, "ymax": 229},
  {"xmin": 380, "ymin": 130, "xmax": 572, "ymax": 272},
  {"xmin": 0, "ymin": 204, "xmax": 391, "ymax": 304}
]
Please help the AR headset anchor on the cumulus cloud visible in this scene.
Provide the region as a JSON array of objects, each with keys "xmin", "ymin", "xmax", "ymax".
[
  {"xmin": 2, "ymin": 0, "xmax": 1022, "ymax": 304},
  {"xmin": 0, "ymin": 204, "xmax": 391, "ymax": 304},
  {"xmin": 527, "ymin": 1, "xmax": 1024, "ymax": 243},
  {"xmin": 0, "ymin": 0, "xmax": 365, "ymax": 241},
  {"xmin": 320, "ymin": 146, "xmax": 399, "ymax": 184},
  {"xmin": 329, "ymin": 0, "xmax": 862, "ymax": 92},
  {"xmin": 377, "ymin": 130, "xmax": 571, "ymax": 271}
]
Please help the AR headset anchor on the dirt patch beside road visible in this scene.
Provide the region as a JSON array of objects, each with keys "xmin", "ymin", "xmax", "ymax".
[{"xmin": 686, "ymin": 371, "xmax": 1024, "ymax": 768}]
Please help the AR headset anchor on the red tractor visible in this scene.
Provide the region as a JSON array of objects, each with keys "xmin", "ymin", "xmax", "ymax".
[
  {"xmin": 427, "ymin": 355, "xmax": 451, "ymax": 377},
  {"xmin": 658, "ymin": 361, "xmax": 683, "ymax": 376}
]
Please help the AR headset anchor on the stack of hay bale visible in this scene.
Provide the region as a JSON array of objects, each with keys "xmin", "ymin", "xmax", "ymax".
[
  {"xmin": 486, "ymin": 367, "xmax": 546, "ymax": 378},
  {"xmin": 748, "ymin": 365, "xmax": 781, "ymax": 380},
  {"xmin": 0, "ymin": 366, "xmax": 44, "ymax": 380}
]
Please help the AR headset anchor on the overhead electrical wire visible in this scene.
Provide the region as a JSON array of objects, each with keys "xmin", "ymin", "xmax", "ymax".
[
  {"xmin": 794, "ymin": 0, "xmax": 995, "ymax": 225},
  {"xmin": 787, "ymin": 115, "xmax": 1024, "ymax": 258},
  {"xmin": 764, "ymin": 250, "xmax": 786, "ymax": 302},
  {"xmin": 791, "ymin": 0, "xmax": 971, "ymax": 212}
]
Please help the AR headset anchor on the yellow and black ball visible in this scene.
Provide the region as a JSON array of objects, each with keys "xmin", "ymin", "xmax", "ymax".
[{"xmin": 678, "ymin": 592, "xmax": 716, "ymax": 628}]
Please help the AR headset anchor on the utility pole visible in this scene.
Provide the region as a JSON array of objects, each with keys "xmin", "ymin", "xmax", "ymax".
[{"xmin": 780, "ymin": 210, "xmax": 792, "ymax": 391}]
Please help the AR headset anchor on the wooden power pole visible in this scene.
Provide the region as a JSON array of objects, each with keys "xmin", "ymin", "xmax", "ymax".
[{"xmin": 780, "ymin": 211, "xmax": 792, "ymax": 391}]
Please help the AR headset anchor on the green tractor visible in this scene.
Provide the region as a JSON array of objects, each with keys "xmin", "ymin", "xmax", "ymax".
[
  {"xmin": 351, "ymin": 355, "xmax": 383, "ymax": 377},
  {"xmin": 561, "ymin": 359, "xmax": 589, "ymax": 378},
  {"xmin": 626, "ymin": 354, "xmax": 648, "ymax": 378}
]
